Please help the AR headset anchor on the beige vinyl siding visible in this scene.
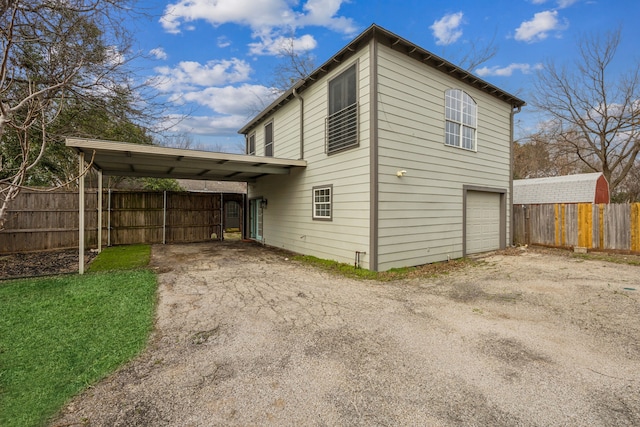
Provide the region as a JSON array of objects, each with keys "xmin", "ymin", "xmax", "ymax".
[
  {"xmin": 376, "ymin": 44, "xmax": 512, "ymax": 270},
  {"xmin": 249, "ymin": 101, "xmax": 300, "ymax": 158},
  {"xmin": 249, "ymin": 48, "xmax": 372, "ymax": 268},
  {"xmin": 269, "ymin": 99, "xmax": 300, "ymax": 159}
]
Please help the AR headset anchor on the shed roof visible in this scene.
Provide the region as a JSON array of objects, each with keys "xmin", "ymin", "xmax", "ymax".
[
  {"xmin": 513, "ymin": 173, "xmax": 606, "ymax": 204},
  {"xmin": 238, "ymin": 24, "xmax": 525, "ymax": 135}
]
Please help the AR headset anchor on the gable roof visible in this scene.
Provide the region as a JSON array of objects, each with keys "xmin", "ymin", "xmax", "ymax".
[
  {"xmin": 239, "ymin": 24, "xmax": 525, "ymax": 135},
  {"xmin": 513, "ymin": 173, "xmax": 607, "ymax": 204}
]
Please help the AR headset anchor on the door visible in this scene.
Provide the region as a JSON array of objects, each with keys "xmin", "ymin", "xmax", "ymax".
[
  {"xmin": 249, "ymin": 198, "xmax": 263, "ymax": 241},
  {"xmin": 466, "ymin": 190, "xmax": 501, "ymax": 254},
  {"xmin": 225, "ymin": 201, "xmax": 240, "ymax": 229}
]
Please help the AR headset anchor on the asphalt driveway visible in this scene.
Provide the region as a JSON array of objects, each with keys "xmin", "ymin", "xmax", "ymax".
[{"xmin": 53, "ymin": 241, "xmax": 640, "ymax": 426}]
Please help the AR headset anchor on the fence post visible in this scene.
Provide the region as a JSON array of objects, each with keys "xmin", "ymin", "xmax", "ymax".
[
  {"xmin": 220, "ymin": 193, "xmax": 224, "ymax": 241},
  {"xmin": 632, "ymin": 203, "xmax": 640, "ymax": 252},
  {"xmin": 107, "ymin": 189, "xmax": 111, "ymax": 247},
  {"xmin": 598, "ymin": 204, "xmax": 605, "ymax": 250},
  {"xmin": 524, "ymin": 205, "xmax": 531, "ymax": 245},
  {"xmin": 163, "ymin": 191, "xmax": 167, "ymax": 245}
]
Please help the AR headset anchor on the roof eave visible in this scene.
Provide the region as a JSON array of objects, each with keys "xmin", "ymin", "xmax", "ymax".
[{"xmin": 237, "ymin": 24, "xmax": 526, "ymax": 135}]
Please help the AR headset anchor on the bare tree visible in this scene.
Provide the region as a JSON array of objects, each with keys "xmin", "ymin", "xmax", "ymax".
[
  {"xmin": 458, "ymin": 31, "xmax": 499, "ymax": 71},
  {"xmin": 270, "ymin": 34, "xmax": 315, "ymax": 94},
  {"xmin": 613, "ymin": 160, "xmax": 640, "ymax": 202},
  {"xmin": 531, "ymin": 28, "xmax": 640, "ymax": 194},
  {"xmin": 0, "ymin": 0, "xmax": 139, "ymax": 229}
]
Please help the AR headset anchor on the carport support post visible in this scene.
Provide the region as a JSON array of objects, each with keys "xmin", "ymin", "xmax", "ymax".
[
  {"xmin": 78, "ymin": 152, "xmax": 85, "ymax": 275},
  {"xmin": 97, "ymin": 169, "xmax": 102, "ymax": 253}
]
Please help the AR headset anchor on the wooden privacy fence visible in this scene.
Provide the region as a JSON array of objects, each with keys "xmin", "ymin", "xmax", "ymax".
[
  {"xmin": 0, "ymin": 190, "xmax": 244, "ymax": 254},
  {"xmin": 513, "ymin": 203, "xmax": 640, "ymax": 253}
]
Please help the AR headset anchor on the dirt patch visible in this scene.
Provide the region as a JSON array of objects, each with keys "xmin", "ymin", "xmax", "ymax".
[
  {"xmin": 0, "ymin": 249, "xmax": 96, "ymax": 280},
  {"xmin": 51, "ymin": 242, "xmax": 640, "ymax": 426}
]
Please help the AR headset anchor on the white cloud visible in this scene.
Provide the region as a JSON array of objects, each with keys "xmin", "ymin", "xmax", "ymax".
[
  {"xmin": 164, "ymin": 114, "xmax": 249, "ymax": 137},
  {"xmin": 104, "ymin": 46, "xmax": 125, "ymax": 66},
  {"xmin": 160, "ymin": 0, "xmax": 356, "ymax": 36},
  {"xmin": 150, "ymin": 47, "xmax": 168, "ymax": 60},
  {"xmin": 530, "ymin": 0, "xmax": 578, "ymax": 6},
  {"xmin": 177, "ymin": 84, "xmax": 276, "ymax": 116},
  {"xmin": 430, "ymin": 12, "xmax": 464, "ymax": 46},
  {"xmin": 151, "ymin": 58, "xmax": 252, "ymax": 92},
  {"xmin": 514, "ymin": 10, "xmax": 567, "ymax": 43},
  {"xmin": 249, "ymin": 33, "xmax": 317, "ymax": 56},
  {"xmin": 475, "ymin": 63, "xmax": 543, "ymax": 77},
  {"xmin": 556, "ymin": 0, "xmax": 579, "ymax": 8},
  {"xmin": 217, "ymin": 36, "xmax": 231, "ymax": 48},
  {"xmin": 160, "ymin": 84, "xmax": 278, "ymax": 137},
  {"xmin": 297, "ymin": 0, "xmax": 357, "ymax": 33}
]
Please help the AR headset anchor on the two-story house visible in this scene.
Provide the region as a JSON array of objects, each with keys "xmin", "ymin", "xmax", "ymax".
[{"xmin": 239, "ymin": 24, "xmax": 525, "ymax": 271}]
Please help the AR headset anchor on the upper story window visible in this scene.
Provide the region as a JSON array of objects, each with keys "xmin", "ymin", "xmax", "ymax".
[
  {"xmin": 445, "ymin": 89, "xmax": 477, "ymax": 151},
  {"xmin": 264, "ymin": 121, "xmax": 273, "ymax": 157},
  {"xmin": 326, "ymin": 64, "xmax": 358, "ymax": 154},
  {"xmin": 247, "ymin": 132, "xmax": 255, "ymax": 155}
]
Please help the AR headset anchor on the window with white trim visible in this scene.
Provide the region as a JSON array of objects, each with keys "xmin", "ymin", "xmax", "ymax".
[
  {"xmin": 326, "ymin": 64, "xmax": 358, "ymax": 154},
  {"xmin": 264, "ymin": 121, "xmax": 273, "ymax": 157},
  {"xmin": 247, "ymin": 132, "xmax": 255, "ymax": 155},
  {"xmin": 312, "ymin": 185, "xmax": 332, "ymax": 220},
  {"xmin": 445, "ymin": 89, "xmax": 477, "ymax": 150}
]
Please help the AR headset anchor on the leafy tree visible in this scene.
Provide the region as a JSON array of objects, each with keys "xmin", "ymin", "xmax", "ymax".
[
  {"xmin": 0, "ymin": 0, "xmax": 141, "ymax": 229},
  {"xmin": 531, "ymin": 28, "xmax": 640, "ymax": 194}
]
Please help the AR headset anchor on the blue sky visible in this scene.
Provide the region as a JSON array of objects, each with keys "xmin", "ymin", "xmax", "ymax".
[{"xmin": 129, "ymin": 0, "xmax": 640, "ymax": 152}]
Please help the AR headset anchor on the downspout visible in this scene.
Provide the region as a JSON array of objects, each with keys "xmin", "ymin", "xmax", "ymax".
[
  {"xmin": 510, "ymin": 104, "xmax": 522, "ymax": 247},
  {"xmin": 293, "ymin": 81, "xmax": 305, "ymax": 160},
  {"xmin": 369, "ymin": 37, "xmax": 379, "ymax": 271}
]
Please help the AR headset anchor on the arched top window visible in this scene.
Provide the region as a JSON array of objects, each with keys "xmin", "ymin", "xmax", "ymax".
[{"xmin": 445, "ymin": 89, "xmax": 477, "ymax": 151}]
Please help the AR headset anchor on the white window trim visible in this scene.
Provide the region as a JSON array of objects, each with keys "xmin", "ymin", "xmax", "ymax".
[
  {"xmin": 312, "ymin": 185, "xmax": 333, "ymax": 221},
  {"xmin": 445, "ymin": 89, "xmax": 478, "ymax": 152}
]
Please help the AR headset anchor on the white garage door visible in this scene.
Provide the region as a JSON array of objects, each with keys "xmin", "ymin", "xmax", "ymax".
[{"xmin": 466, "ymin": 191, "xmax": 501, "ymax": 254}]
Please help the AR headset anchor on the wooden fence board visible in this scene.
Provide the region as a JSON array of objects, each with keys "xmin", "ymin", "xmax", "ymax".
[
  {"xmin": 513, "ymin": 202, "xmax": 640, "ymax": 253},
  {"xmin": 0, "ymin": 190, "xmax": 242, "ymax": 253}
]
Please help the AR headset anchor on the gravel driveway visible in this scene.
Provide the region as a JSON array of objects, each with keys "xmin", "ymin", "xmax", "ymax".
[{"xmin": 53, "ymin": 241, "xmax": 640, "ymax": 426}]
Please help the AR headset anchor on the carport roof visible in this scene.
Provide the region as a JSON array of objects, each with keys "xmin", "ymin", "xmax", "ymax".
[{"xmin": 66, "ymin": 138, "xmax": 306, "ymax": 182}]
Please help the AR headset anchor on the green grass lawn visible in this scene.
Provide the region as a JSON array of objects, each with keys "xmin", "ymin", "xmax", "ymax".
[
  {"xmin": 0, "ymin": 245, "xmax": 156, "ymax": 427},
  {"xmin": 88, "ymin": 244, "xmax": 151, "ymax": 271}
]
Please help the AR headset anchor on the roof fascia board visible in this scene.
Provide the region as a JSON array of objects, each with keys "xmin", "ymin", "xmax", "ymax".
[
  {"xmin": 237, "ymin": 24, "xmax": 525, "ymax": 135},
  {"xmin": 66, "ymin": 138, "xmax": 306, "ymax": 168}
]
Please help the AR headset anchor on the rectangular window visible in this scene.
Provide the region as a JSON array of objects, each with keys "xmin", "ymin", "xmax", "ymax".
[
  {"xmin": 264, "ymin": 122, "xmax": 273, "ymax": 157},
  {"xmin": 312, "ymin": 185, "xmax": 332, "ymax": 220},
  {"xmin": 326, "ymin": 64, "xmax": 358, "ymax": 154},
  {"xmin": 247, "ymin": 133, "xmax": 255, "ymax": 155}
]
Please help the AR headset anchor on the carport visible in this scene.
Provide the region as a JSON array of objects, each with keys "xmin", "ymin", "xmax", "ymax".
[{"xmin": 66, "ymin": 138, "xmax": 307, "ymax": 273}]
